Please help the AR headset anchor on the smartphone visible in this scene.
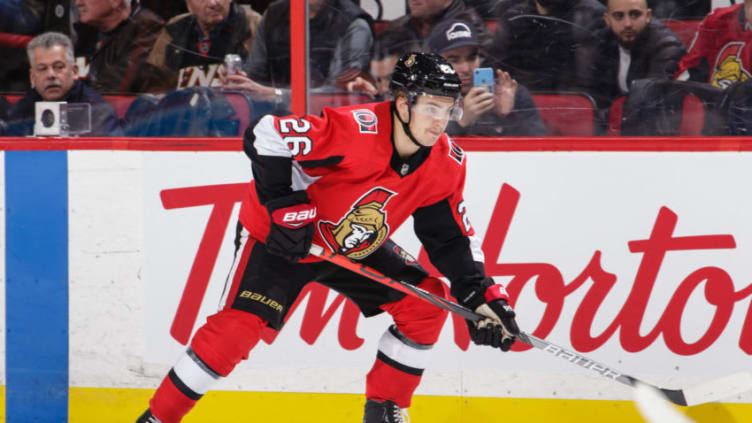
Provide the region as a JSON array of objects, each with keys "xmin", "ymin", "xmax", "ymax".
[{"xmin": 473, "ymin": 67, "xmax": 494, "ymax": 93}]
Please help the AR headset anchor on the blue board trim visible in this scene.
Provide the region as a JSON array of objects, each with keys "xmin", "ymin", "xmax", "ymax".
[{"xmin": 5, "ymin": 150, "xmax": 68, "ymax": 422}]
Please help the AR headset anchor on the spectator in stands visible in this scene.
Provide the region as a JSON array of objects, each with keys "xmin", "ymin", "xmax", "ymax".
[
  {"xmin": 0, "ymin": 0, "xmax": 73, "ymax": 92},
  {"xmin": 676, "ymin": 0, "xmax": 752, "ymax": 89},
  {"xmin": 384, "ymin": 0, "xmax": 492, "ymax": 53},
  {"xmin": 221, "ymin": 0, "xmax": 374, "ymax": 101},
  {"xmin": 346, "ymin": 26, "xmax": 422, "ymax": 99},
  {"xmin": 428, "ymin": 19, "xmax": 546, "ymax": 136},
  {"xmin": 141, "ymin": 0, "xmax": 261, "ymax": 92},
  {"xmin": 577, "ymin": 0, "xmax": 686, "ymax": 109},
  {"xmin": 488, "ymin": 0, "xmax": 607, "ymax": 92},
  {"xmin": 73, "ymin": 0, "xmax": 164, "ymax": 93},
  {"xmin": 0, "ymin": 0, "xmax": 45, "ymax": 35},
  {"xmin": 3, "ymin": 32, "xmax": 122, "ymax": 136}
]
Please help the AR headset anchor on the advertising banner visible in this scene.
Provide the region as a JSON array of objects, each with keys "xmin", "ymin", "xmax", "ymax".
[{"xmin": 137, "ymin": 150, "xmax": 752, "ymax": 401}]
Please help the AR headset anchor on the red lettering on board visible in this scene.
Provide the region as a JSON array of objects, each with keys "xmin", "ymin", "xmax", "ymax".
[{"xmin": 160, "ymin": 183, "xmax": 752, "ymax": 355}]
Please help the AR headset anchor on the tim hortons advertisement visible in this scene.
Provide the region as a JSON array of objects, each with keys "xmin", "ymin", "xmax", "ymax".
[{"xmin": 142, "ymin": 151, "xmax": 752, "ymax": 400}]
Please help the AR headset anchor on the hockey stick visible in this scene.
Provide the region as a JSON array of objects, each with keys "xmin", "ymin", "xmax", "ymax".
[{"xmin": 309, "ymin": 244, "xmax": 752, "ymax": 406}]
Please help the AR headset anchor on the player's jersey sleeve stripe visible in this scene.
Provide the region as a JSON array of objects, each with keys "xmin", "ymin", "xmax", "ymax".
[
  {"xmin": 291, "ymin": 161, "xmax": 320, "ymax": 192},
  {"xmin": 299, "ymin": 156, "xmax": 344, "ymax": 168},
  {"xmin": 252, "ymin": 115, "xmax": 292, "ymax": 158}
]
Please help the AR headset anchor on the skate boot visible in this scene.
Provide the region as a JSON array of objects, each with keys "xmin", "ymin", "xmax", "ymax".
[
  {"xmin": 135, "ymin": 409, "xmax": 162, "ymax": 423},
  {"xmin": 363, "ymin": 399, "xmax": 410, "ymax": 423}
]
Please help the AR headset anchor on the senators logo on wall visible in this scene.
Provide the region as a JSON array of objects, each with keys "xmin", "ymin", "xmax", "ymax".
[
  {"xmin": 318, "ymin": 188, "xmax": 395, "ymax": 259},
  {"xmin": 711, "ymin": 42, "xmax": 751, "ymax": 88}
]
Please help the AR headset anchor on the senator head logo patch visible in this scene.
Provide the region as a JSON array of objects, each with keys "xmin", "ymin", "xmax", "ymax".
[
  {"xmin": 318, "ymin": 188, "xmax": 395, "ymax": 259},
  {"xmin": 352, "ymin": 109, "xmax": 378, "ymax": 134},
  {"xmin": 711, "ymin": 42, "xmax": 751, "ymax": 89}
]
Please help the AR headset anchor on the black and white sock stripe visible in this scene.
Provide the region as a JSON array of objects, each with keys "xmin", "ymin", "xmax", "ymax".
[
  {"xmin": 376, "ymin": 325, "xmax": 434, "ymax": 376},
  {"xmin": 170, "ymin": 347, "xmax": 222, "ymax": 400}
]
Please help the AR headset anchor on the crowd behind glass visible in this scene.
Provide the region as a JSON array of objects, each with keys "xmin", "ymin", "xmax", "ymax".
[{"xmin": 2, "ymin": 0, "xmax": 750, "ymax": 137}]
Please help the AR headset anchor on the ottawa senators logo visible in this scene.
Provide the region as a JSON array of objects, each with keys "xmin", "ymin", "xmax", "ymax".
[
  {"xmin": 318, "ymin": 188, "xmax": 395, "ymax": 259},
  {"xmin": 711, "ymin": 42, "xmax": 751, "ymax": 89},
  {"xmin": 352, "ymin": 110, "xmax": 378, "ymax": 134}
]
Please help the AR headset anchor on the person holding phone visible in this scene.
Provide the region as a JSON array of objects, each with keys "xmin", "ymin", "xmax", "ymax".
[{"xmin": 426, "ymin": 19, "xmax": 546, "ymax": 136}]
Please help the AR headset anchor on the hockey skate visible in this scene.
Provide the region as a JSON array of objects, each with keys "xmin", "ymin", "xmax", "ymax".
[
  {"xmin": 363, "ymin": 399, "xmax": 410, "ymax": 423},
  {"xmin": 135, "ymin": 409, "xmax": 162, "ymax": 423}
]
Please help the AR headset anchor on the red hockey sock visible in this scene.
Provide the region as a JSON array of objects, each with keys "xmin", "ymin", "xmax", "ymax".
[
  {"xmin": 149, "ymin": 375, "xmax": 198, "ymax": 423},
  {"xmin": 366, "ymin": 277, "xmax": 450, "ymax": 407},
  {"xmin": 366, "ymin": 357, "xmax": 422, "ymax": 408},
  {"xmin": 150, "ymin": 309, "xmax": 267, "ymax": 422}
]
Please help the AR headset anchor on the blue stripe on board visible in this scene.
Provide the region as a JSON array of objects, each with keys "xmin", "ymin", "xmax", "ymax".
[{"xmin": 5, "ymin": 151, "xmax": 68, "ymax": 422}]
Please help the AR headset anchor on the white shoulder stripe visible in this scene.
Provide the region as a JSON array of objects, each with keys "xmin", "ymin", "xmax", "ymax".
[{"xmin": 253, "ymin": 115, "xmax": 292, "ymax": 157}]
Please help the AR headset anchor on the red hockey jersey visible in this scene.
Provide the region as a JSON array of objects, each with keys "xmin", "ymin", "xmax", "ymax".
[
  {"xmin": 676, "ymin": 4, "xmax": 752, "ymax": 88},
  {"xmin": 239, "ymin": 100, "xmax": 486, "ymax": 287}
]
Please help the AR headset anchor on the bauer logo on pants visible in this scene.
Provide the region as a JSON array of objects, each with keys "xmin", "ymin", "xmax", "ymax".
[{"xmin": 239, "ymin": 290, "xmax": 284, "ymax": 312}]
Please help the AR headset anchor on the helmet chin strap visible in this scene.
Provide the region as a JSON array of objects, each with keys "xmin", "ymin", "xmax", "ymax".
[{"xmin": 393, "ymin": 101, "xmax": 426, "ymax": 149}]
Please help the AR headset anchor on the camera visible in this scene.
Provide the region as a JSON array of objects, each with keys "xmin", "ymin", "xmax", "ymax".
[{"xmin": 34, "ymin": 101, "xmax": 92, "ymax": 137}]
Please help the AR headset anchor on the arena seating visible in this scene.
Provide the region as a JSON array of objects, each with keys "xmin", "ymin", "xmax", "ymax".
[
  {"xmin": 531, "ymin": 92, "xmax": 597, "ymax": 136},
  {"xmin": 0, "ymin": 32, "xmax": 32, "ymax": 48},
  {"xmin": 678, "ymin": 93, "xmax": 706, "ymax": 135},
  {"xmin": 607, "ymin": 96, "xmax": 626, "ymax": 136},
  {"xmin": 608, "ymin": 92, "xmax": 706, "ymax": 136}
]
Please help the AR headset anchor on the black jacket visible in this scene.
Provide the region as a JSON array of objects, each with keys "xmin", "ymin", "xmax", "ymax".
[
  {"xmin": 488, "ymin": 0, "xmax": 606, "ymax": 91},
  {"xmin": 3, "ymin": 80, "xmax": 123, "ymax": 137},
  {"xmin": 74, "ymin": 6, "xmax": 164, "ymax": 93},
  {"xmin": 577, "ymin": 20, "xmax": 686, "ymax": 108}
]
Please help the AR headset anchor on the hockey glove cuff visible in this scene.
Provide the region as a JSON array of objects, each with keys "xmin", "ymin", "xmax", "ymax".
[
  {"xmin": 460, "ymin": 278, "xmax": 519, "ymax": 352},
  {"xmin": 265, "ymin": 190, "xmax": 316, "ymax": 262}
]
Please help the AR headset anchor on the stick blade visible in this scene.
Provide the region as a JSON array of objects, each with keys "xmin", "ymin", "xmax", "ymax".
[
  {"xmin": 633, "ymin": 383, "xmax": 695, "ymax": 423},
  {"xmin": 682, "ymin": 371, "xmax": 752, "ymax": 406}
]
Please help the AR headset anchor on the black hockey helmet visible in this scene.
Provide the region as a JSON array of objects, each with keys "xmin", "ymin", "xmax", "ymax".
[{"xmin": 389, "ymin": 52, "xmax": 462, "ymax": 102}]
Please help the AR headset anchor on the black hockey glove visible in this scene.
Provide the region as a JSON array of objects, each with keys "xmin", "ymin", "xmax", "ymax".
[
  {"xmin": 459, "ymin": 278, "xmax": 519, "ymax": 352},
  {"xmin": 265, "ymin": 190, "xmax": 316, "ymax": 262}
]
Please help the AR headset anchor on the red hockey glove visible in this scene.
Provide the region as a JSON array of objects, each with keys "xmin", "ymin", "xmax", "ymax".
[
  {"xmin": 459, "ymin": 278, "xmax": 519, "ymax": 352},
  {"xmin": 265, "ymin": 191, "xmax": 316, "ymax": 262}
]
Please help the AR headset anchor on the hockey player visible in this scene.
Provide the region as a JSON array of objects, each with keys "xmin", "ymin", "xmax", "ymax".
[{"xmin": 136, "ymin": 52, "xmax": 520, "ymax": 423}]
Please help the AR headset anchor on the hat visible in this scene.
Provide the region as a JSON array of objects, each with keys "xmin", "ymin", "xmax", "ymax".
[{"xmin": 426, "ymin": 19, "xmax": 479, "ymax": 54}]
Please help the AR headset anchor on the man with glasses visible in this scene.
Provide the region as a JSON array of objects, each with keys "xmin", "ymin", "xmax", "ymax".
[
  {"xmin": 576, "ymin": 0, "xmax": 685, "ymax": 110},
  {"xmin": 137, "ymin": 52, "xmax": 520, "ymax": 423}
]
